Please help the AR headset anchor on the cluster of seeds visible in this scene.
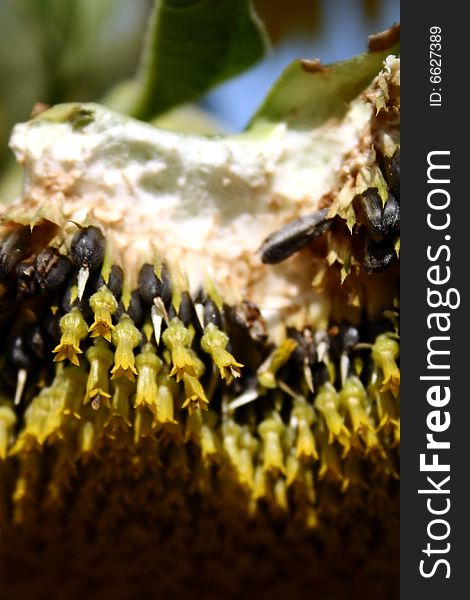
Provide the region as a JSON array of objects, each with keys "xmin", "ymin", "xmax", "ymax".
[
  {"xmin": 0, "ymin": 214, "xmax": 398, "ymax": 536},
  {"xmin": 260, "ymin": 148, "xmax": 400, "ymax": 275},
  {"xmin": 354, "ymin": 150, "xmax": 400, "ymax": 273}
]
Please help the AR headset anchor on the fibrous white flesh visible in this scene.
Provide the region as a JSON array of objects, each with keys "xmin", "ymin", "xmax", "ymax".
[{"xmin": 9, "ymin": 95, "xmax": 371, "ymax": 331}]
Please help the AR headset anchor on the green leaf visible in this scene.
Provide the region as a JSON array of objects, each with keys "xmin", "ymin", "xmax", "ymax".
[
  {"xmin": 249, "ymin": 35, "xmax": 399, "ymax": 130},
  {"xmin": 128, "ymin": 0, "xmax": 268, "ymax": 120}
]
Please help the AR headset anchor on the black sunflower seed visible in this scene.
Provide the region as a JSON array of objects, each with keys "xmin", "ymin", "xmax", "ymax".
[
  {"xmin": 138, "ymin": 263, "xmax": 172, "ymax": 307},
  {"xmin": 203, "ymin": 298, "xmax": 223, "ymax": 329},
  {"xmin": 35, "ymin": 248, "xmax": 72, "ymax": 292},
  {"xmin": 91, "ymin": 264, "xmax": 124, "ymax": 298},
  {"xmin": 362, "ymin": 239, "xmax": 396, "ymax": 273},
  {"xmin": 16, "ymin": 260, "xmax": 37, "ymax": 298},
  {"xmin": 25, "ymin": 325, "xmax": 49, "ymax": 360},
  {"xmin": 116, "ymin": 290, "xmax": 144, "ymax": 328},
  {"xmin": 43, "ymin": 310, "xmax": 62, "ymax": 344},
  {"xmin": 0, "ymin": 227, "xmax": 33, "ymax": 281},
  {"xmin": 353, "ymin": 189, "xmax": 400, "ymax": 243},
  {"xmin": 382, "ymin": 149, "xmax": 400, "ymax": 201},
  {"xmin": 330, "ymin": 324, "xmax": 360, "ymax": 359},
  {"xmin": 178, "ymin": 291, "xmax": 197, "ymax": 327},
  {"xmin": 105, "ymin": 265, "xmax": 123, "ymax": 297},
  {"xmin": 10, "ymin": 335, "xmax": 35, "ymax": 371},
  {"xmin": 260, "ymin": 209, "xmax": 331, "ymax": 264},
  {"xmin": 70, "ymin": 226, "xmax": 105, "ymax": 272}
]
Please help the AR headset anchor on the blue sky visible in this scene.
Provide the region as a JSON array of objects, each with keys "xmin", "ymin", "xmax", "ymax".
[{"xmin": 203, "ymin": 0, "xmax": 400, "ymax": 131}]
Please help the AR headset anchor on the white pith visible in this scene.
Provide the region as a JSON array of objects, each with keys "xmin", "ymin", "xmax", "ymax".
[{"xmin": 7, "ymin": 57, "xmax": 397, "ymax": 335}]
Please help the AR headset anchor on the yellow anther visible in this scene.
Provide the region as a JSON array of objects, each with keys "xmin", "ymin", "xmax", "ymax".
[
  {"xmin": 360, "ymin": 426, "xmax": 384, "ymax": 456},
  {"xmin": 237, "ymin": 427, "xmax": 258, "ymax": 490},
  {"xmin": 53, "ymin": 308, "xmax": 88, "ymax": 365},
  {"xmin": 162, "ymin": 317, "xmax": 197, "ymax": 381},
  {"xmin": 339, "ymin": 376, "xmax": 375, "ymax": 435},
  {"xmin": 62, "ymin": 364, "xmax": 88, "ymax": 419},
  {"xmin": 135, "ymin": 344, "xmax": 163, "ymax": 413},
  {"xmin": 17, "ymin": 384, "xmax": 63, "ymax": 447},
  {"xmin": 315, "ymin": 382, "xmax": 351, "ymax": 452},
  {"xmin": 273, "ymin": 478, "xmax": 289, "ymax": 513},
  {"xmin": 222, "ymin": 419, "xmax": 242, "ymax": 472},
  {"xmin": 253, "ymin": 464, "xmax": 271, "ymax": 502},
  {"xmin": 0, "ymin": 403, "xmax": 16, "ymax": 460},
  {"xmin": 8, "ymin": 432, "xmax": 28, "ymax": 456},
  {"xmin": 377, "ymin": 390, "xmax": 399, "ymax": 429},
  {"xmin": 154, "ymin": 368, "xmax": 178, "ymax": 426},
  {"xmin": 85, "ymin": 339, "xmax": 114, "ymax": 409},
  {"xmin": 292, "ymin": 399, "xmax": 318, "ymax": 460},
  {"xmin": 201, "ymin": 322, "xmax": 243, "ymax": 383},
  {"xmin": 258, "ymin": 416, "xmax": 286, "ymax": 475},
  {"xmin": 107, "ymin": 376, "xmax": 135, "ymax": 432},
  {"xmin": 133, "ymin": 407, "xmax": 154, "ymax": 444},
  {"xmin": 369, "ymin": 371, "xmax": 400, "ymax": 431},
  {"xmin": 186, "ymin": 410, "xmax": 219, "ymax": 461},
  {"xmin": 41, "ymin": 383, "xmax": 67, "ymax": 444},
  {"xmin": 111, "ymin": 316, "xmax": 141, "ymax": 381},
  {"xmin": 79, "ymin": 421, "xmax": 95, "ymax": 455},
  {"xmin": 182, "ymin": 372, "xmax": 209, "ymax": 411},
  {"xmin": 394, "ymin": 420, "xmax": 401, "ymax": 446},
  {"xmin": 257, "ymin": 338, "xmax": 298, "ymax": 389},
  {"xmin": 286, "ymin": 453, "xmax": 300, "ymax": 486},
  {"xmin": 89, "ymin": 286, "xmax": 118, "ymax": 342},
  {"xmin": 185, "ymin": 406, "xmax": 203, "ymax": 443},
  {"xmin": 289, "ymin": 459, "xmax": 316, "ymax": 505},
  {"xmin": 339, "ymin": 376, "xmax": 384, "ymax": 454},
  {"xmin": 372, "ymin": 333, "xmax": 400, "ymax": 397},
  {"xmin": 317, "ymin": 428, "xmax": 342, "ymax": 482}
]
